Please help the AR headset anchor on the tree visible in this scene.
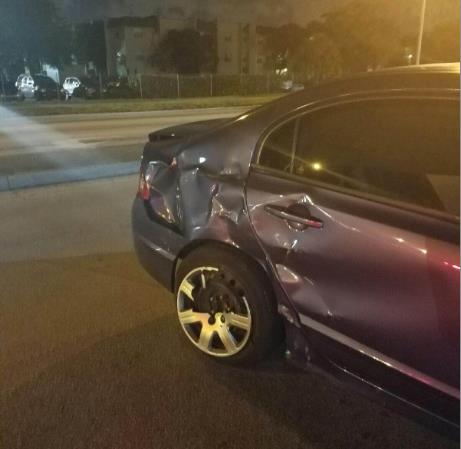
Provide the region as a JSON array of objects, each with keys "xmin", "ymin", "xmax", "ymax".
[
  {"xmin": 292, "ymin": 32, "xmax": 343, "ymax": 83},
  {"xmin": 0, "ymin": 0, "xmax": 71, "ymax": 76},
  {"xmin": 320, "ymin": 0, "xmax": 402, "ymax": 72},
  {"xmin": 72, "ymin": 21, "xmax": 107, "ymax": 74},
  {"xmin": 423, "ymin": 20, "xmax": 460, "ymax": 63},
  {"xmin": 199, "ymin": 32, "xmax": 218, "ymax": 74},
  {"xmin": 153, "ymin": 28, "xmax": 216, "ymax": 74},
  {"xmin": 264, "ymin": 23, "xmax": 307, "ymax": 73},
  {"xmin": 264, "ymin": 22, "xmax": 343, "ymax": 82}
]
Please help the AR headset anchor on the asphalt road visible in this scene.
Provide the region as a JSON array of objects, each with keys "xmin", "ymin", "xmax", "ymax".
[
  {"xmin": 0, "ymin": 107, "xmax": 247, "ymax": 176},
  {"xmin": 0, "ymin": 176, "xmax": 457, "ymax": 449}
]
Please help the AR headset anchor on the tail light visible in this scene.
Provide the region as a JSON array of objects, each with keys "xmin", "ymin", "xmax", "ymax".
[
  {"xmin": 137, "ymin": 158, "xmax": 176, "ymax": 200},
  {"xmin": 138, "ymin": 168, "xmax": 150, "ymax": 200}
]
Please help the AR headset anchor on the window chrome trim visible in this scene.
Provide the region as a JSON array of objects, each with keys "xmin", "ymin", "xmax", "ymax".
[
  {"xmin": 289, "ymin": 117, "xmax": 300, "ymax": 175},
  {"xmin": 299, "ymin": 313, "xmax": 460, "ymax": 400}
]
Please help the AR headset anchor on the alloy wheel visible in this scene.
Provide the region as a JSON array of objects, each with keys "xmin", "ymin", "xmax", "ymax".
[{"xmin": 177, "ymin": 266, "xmax": 252, "ymax": 357}]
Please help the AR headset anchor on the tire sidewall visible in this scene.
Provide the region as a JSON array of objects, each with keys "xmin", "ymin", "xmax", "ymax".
[{"xmin": 175, "ymin": 246, "xmax": 281, "ymax": 364}]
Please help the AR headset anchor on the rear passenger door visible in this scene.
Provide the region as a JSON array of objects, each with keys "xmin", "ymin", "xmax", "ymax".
[{"xmin": 246, "ymin": 94, "xmax": 460, "ymax": 401}]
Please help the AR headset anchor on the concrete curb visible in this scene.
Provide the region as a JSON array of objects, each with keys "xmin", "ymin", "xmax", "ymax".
[{"xmin": 0, "ymin": 161, "xmax": 139, "ymax": 192}]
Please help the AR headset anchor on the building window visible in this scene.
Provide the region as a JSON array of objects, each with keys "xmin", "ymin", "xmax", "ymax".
[{"xmin": 133, "ymin": 28, "xmax": 144, "ymax": 38}]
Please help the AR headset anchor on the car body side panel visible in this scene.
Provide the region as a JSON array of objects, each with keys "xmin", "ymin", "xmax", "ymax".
[{"xmin": 245, "ymin": 169, "xmax": 460, "ymax": 392}]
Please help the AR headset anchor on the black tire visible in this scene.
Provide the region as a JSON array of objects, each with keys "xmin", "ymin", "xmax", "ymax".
[{"xmin": 175, "ymin": 245, "xmax": 283, "ymax": 364}]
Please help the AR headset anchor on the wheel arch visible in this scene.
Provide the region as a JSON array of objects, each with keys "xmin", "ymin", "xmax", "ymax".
[
  {"xmin": 172, "ymin": 239, "xmax": 270, "ymax": 293},
  {"xmin": 172, "ymin": 239, "xmax": 300, "ymax": 335}
]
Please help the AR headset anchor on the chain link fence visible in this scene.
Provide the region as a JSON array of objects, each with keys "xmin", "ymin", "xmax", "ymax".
[
  {"xmin": 0, "ymin": 72, "xmax": 317, "ymax": 102},
  {"xmin": 136, "ymin": 73, "xmax": 313, "ymax": 99}
]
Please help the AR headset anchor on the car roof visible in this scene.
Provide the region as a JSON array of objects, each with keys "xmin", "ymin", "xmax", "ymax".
[
  {"xmin": 308, "ymin": 62, "xmax": 459, "ymax": 95},
  {"xmin": 252, "ymin": 63, "xmax": 460, "ymax": 122},
  {"xmin": 377, "ymin": 62, "xmax": 460, "ymax": 74}
]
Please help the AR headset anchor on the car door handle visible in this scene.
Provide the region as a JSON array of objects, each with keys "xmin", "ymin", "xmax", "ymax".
[{"xmin": 264, "ymin": 204, "xmax": 323, "ymax": 230}]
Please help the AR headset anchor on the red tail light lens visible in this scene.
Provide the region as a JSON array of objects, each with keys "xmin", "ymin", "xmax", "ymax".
[
  {"xmin": 138, "ymin": 168, "xmax": 150, "ymax": 200},
  {"xmin": 138, "ymin": 159, "xmax": 175, "ymax": 200}
]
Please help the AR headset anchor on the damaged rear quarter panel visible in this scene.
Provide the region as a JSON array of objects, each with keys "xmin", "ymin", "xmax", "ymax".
[
  {"xmin": 143, "ymin": 98, "xmax": 316, "ymax": 295},
  {"xmin": 174, "ymin": 117, "xmax": 266, "ymax": 254}
]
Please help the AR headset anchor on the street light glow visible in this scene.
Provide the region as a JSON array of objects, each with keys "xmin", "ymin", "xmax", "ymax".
[{"xmin": 311, "ymin": 162, "xmax": 322, "ymax": 171}]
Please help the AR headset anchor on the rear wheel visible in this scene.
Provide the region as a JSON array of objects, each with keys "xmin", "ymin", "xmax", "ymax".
[{"xmin": 175, "ymin": 246, "xmax": 282, "ymax": 364}]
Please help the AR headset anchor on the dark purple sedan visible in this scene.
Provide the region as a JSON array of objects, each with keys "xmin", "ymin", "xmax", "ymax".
[{"xmin": 132, "ymin": 63, "xmax": 460, "ymax": 428}]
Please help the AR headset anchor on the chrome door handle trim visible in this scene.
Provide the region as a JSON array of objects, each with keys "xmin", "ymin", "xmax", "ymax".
[{"xmin": 264, "ymin": 205, "xmax": 323, "ymax": 229}]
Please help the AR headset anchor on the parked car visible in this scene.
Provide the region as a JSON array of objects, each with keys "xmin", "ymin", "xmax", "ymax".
[
  {"xmin": 15, "ymin": 74, "xmax": 26, "ymax": 89},
  {"xmin": 62, "ymin": 76, "xmax": 82, "ymax": 98},
  {"xmin": 281, "ymin": 79, "xmax": 304, "ymax": 92},
  {"xmin": 17, "ymin": 74, "xmax": 60, "ymax": 100},
  {"xmin": 132, "ymin": 63, "xmax": 460, "ymax": 429},
  {"xmin": 72, "ymin": 77, "xmax": 100, "ymax": 99},
  {"xmin": 103, "ymin": 78, "xmax": 138, "ymax": 98}
]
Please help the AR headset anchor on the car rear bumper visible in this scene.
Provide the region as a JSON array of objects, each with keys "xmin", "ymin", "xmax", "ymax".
[
  {"xmin": 133, "ymin": 234, "xmax": 175, "ymax": 290},
  {"xmin": 132, "ymin": 197, "xmax": 185, "ymax": 291}
]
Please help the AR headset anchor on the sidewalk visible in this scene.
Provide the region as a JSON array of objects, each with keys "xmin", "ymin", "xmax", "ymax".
[{"xmin": 0, "ymin": 161, "xmax": 139, "ymax": 192}]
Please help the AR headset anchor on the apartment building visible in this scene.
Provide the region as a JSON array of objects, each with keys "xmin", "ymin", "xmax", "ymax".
[
  {"xmin": 216, "ymin": 20, "xmax": 274, "ymax": 75},
  {"xmin": 105, "ymin": 14, "xmax": 272, "ymax": 77},
  {"xmin": 105, "ymin": 16, "xmax": 159, "ymax": 77}
]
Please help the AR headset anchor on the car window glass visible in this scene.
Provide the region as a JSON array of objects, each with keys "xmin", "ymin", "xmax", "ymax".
[
  {"xmin": 258, "ymin": 119, "xmax": 295, "ymax": 173},
  {"xmin": 295, "ymin": 99, "xmax": 460, "ymax": 216}
]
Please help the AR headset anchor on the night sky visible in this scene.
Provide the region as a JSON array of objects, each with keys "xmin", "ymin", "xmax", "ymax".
[
  {"xmin": 56, "ymin": 0, "xmax": 344, "ymax": 25},
  {"xmin": 56, "ymin": 0, "xmax": 459, "ymax": 30}
]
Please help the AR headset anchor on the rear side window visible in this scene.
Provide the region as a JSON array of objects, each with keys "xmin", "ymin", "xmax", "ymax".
[
  {"xmin": 294, "ymin": 99, "xmax": 460, "ymax": 217},
  {"xmin": 258, "ymin": 119, "xmax": 295, "ymax": 173}
]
